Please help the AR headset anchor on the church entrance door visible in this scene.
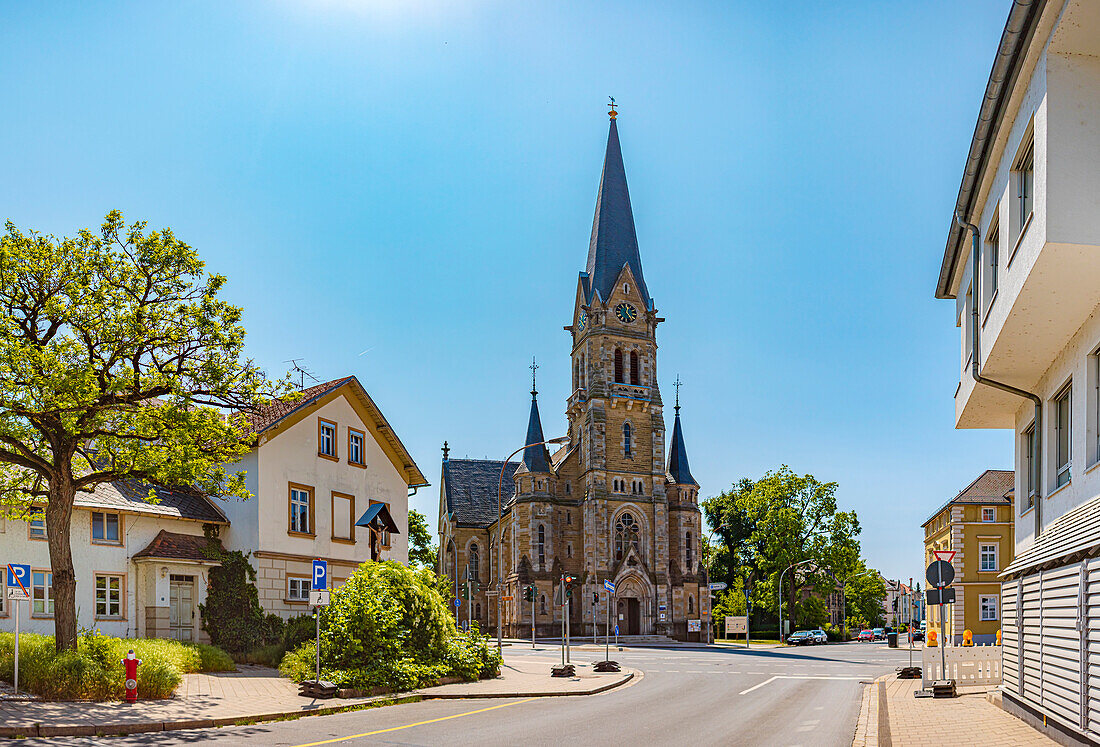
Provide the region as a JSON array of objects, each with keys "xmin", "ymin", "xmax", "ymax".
[{"xmin": 618, "ymin": 598, "xmax": 641, "ymax": 635}]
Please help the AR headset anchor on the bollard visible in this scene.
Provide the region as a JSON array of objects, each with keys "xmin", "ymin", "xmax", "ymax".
[{"xmin": 122, "ymin": 649, "xmax": 141, "ymax": 703}]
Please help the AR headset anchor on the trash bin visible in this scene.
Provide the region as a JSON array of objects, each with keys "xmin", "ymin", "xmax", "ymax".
[{"xmin": 887, "ymin": 631, "xmax": 898, "ymax": 648}]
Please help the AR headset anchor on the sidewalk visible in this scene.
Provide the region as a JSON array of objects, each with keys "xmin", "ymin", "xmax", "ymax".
[
  {"xmin": 0, "ymin": 658, "xmax": 635, "ymax": 738},
  {"xmin": 853, "ymin": 674, "xmax": 1055, "ymax": 746}
]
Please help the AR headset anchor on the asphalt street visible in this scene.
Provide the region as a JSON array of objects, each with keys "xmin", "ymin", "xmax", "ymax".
[{"xmin": 31, "ymin": 642, "xmax": 915, "ymax": 747}]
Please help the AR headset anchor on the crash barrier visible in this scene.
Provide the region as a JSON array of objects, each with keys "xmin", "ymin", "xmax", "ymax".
[{"xmin": 921, "ymin": 642, "xmax": 1001, "ymax": 688}]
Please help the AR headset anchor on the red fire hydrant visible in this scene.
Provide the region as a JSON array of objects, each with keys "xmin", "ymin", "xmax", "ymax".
[{"xmin": 122, "ymin": 649, "xmax": 141, "ymax": 703}]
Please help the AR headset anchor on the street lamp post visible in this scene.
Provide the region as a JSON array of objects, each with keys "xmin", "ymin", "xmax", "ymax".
[
  {"xmin": 778, "ymin": 559, "xmax": 816, "ymax": 640},
  {"xmin": 496, "ymin": 435, "xmax": 570, "ymax": 652}
]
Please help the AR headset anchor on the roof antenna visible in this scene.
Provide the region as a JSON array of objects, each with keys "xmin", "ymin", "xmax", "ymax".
[{"xmin": 284, "ymin": 359, "xmax": 319, "ymax": 390}]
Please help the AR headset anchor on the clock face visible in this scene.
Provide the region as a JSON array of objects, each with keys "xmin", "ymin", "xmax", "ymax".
[
  {"xmin": 578, "ymin": 311, "xmax": 587, "ymax": 331},
  {"xmin": 614, "ymin": 303, "xmax": 637, "ymax": 324}
]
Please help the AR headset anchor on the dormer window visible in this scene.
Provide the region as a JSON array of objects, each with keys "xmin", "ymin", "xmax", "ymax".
[{"xmin": 624, "ymin": 283, "xmax": 630, "ymax": 295}]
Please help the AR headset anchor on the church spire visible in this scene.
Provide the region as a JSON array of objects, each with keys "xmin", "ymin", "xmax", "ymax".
[
  {"xmin": 667, "ymin": 377, "xmax": 697, "ymax": 486},
  {"xmin": 523, "ymin": 358, "xmax": 551, "ymax": 473},
  {"xmin": 586, "ymin": 105, "xmax": 652, "ymax": 309}
]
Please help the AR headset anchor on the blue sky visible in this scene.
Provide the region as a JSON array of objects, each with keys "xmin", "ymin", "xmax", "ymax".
[{"xmin": 1, "ymin": 1, "xmax": 1013, "ymax": 583}]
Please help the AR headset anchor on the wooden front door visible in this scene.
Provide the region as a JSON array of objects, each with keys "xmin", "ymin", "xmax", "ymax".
[
  {"xmin": 618, "ymin": 598, "xmax": 642, "ymax": 635},
  {"xmin": 169, "ymin": 575, "xmax": 195, "ymax": 641}
]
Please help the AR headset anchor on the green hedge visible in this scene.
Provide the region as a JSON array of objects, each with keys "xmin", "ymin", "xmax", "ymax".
[{"xmin": 0, "ymin": 631, "xmax": 234, "ymax": 700}]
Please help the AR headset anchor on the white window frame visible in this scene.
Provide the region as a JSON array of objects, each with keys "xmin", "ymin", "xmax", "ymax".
[
  {"xmin": 348, "ymin": 430, "xmax": 364, "ymax": 465},
  {"xmin": 287, "ymin": 577, "xmax": 310, "ymax": 602},
  {"xmin": 318, "ymin": 419, "xmax": 337, "ymax": 458},
  {"xmin": 32, "ymin": 570, "xmax": 53, "ymax": 617},
  {"xmin": 94, "ymin": 574, "xmax": 124, "ymax": 618},
  {"xmin": 1055, "ymin": 383, "xmax": 1072, "ymax": 488},
  {"xmin": 979, "ymin": 595, "xmax": 999, "ymax": 621},
  {"xmin": 979, "ymin": 543, "xmax": 998, "ymax": 572},
  {"xmin": 982, "ymin": 507, "xmax": 995, "ymax": 523}
]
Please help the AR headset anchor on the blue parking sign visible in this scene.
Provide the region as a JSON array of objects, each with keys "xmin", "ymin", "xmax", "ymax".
[
  {"xmin": 312, "ymin": 559, "xmax": 327, "ymax": 591},
  {"xmin": 7, "ymin": 564, "xmax": 30, "ymax": 592}
]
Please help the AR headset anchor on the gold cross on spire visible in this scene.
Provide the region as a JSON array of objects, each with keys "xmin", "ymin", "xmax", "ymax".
[{"xmin": 608, "ymin": 96, "xmax": 617, "ymax": 119}]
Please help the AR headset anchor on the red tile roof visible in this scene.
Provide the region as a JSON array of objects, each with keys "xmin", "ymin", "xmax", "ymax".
[
  {"xmin": 241, "ymin": 377, "xmax": 353, "ymax": 436},
  {"xmin": 922, "ymin": 469, "xmax": 1015, "ymax": 527},
  {"xmin": 132, "ymin": 530, "xmax": 223, "ymax": 562}
]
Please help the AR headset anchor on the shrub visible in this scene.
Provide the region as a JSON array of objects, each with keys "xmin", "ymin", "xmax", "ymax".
[
  {"xmin": 283, "ymin": 613, "xmax": 317, "ymax": 652},
  {"xmin": 190, "ymin": 643, "xmax": 235, "ymax": 672},
  {"xmin": 0, "ymin": 630, "xmax": 187, "ymax": 700},
  {"xmin": 279, "ymin": 562, "xmax": 500, "ymax": 691},
  {"xmin": 199, "ymin": 549, "xmax": 282, "ymax": 654}
]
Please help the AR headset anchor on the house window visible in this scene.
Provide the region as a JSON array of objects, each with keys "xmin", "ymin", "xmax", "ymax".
[
  {"xmin": 331, "ymin": 492, "xmax": 354, "ymax": 542},
  {"xmin": 318, "ymin": 419, "xmax": 337, "ymax": 460},
  {"xmin": 287, "ymin": 577, "xmax": 310, "ymax": 602},
  {"xmin": 985, "ymin": 219, "xmax": 999, "ymax": 307},
  {"xmin": 91, "ymin": 512, "xmax": 121, "ymax": 544},
  {"xmin": 348, "ymin": 429, "xmax": 365, "ymax": 466},
  {"xmin": 28, "ymin": 507, "xmax": 46, "ymax": 540},
  {"xmin": 469, "ymin": 543, "xmax": 479, "ymax": 582},
  {"xmin": 289, "ymin": 484, "xmax": 314, "ymax": 535},
  {"xmin": 685, "ymin": 531, "xmax": 693, "ymax": 569},
  {"xmin": 614, "ymin": 349, "xmax": 624, "ymax": 383},
  {"xmin": 1055, "ymin": 384, "xmax": 1072, "ymax": 488},
  {"xmin": 980, "ymin": 543, "xmax": 998, "ymax": 572},
  {"xmin": 1016, "ymin": 138, "xmax": 1034, "ymax": 230},
  {"xmin": 32, "ymin": 570, "xmax": 53, "ymax": 616},
  {"xmin": 94, "ymin": 574, "xmax": 123, "ymax": 618},
  {"xmin": 688, "ymin": 596, "xmax": 694, "ymax": 614},
  {"xmin": 982, "ymin": 507, "xmax": 995, "ymax": 523},
  {"xmin": 614, "ymin": 512, "xmax": 640, "ymax": 560},
  {"xmin": 630, "ymin": 351, "xmax": 640, "ymax": 385},
  {"xmin": 979, "ymin": 595, "xmax": 999, "ymax": 621},
  {"xmin": 1023, "ymin": 423, "xmax": 1037, "ymax": 509},
  {"xmin": 623, "ymin": 423, "xmax": 632, "ymax": 458}
]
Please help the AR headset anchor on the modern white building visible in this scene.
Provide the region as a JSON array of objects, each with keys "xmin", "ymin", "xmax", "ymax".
[
  {"xmin": 935, "ymin": 1, "xmax": 1100, "ymax": 740},
  {"xmin": 0, "ymin": 375, "xmax": 426, "ymax": 642}
]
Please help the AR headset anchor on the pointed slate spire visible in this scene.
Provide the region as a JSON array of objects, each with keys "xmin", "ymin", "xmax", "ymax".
[
  {"xmin": 523, "ymin": 358, "xmax": 551, "ymax": 473},
  {"xmin": 667, "ymin": 378, "xmax": 697, "ymax": 485},
  {"xmin": 586, "ymin": 110, "xmax": 652, "ymax": 308}
]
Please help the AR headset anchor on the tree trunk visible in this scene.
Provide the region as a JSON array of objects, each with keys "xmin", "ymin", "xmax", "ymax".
[{"xmin": 45, "ymin": 472, "xmax": 78, "ymax": 652}]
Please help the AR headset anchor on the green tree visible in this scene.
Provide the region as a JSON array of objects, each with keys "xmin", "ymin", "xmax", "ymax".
[
  {"xmin": 0, "ymin": 212, "xmax": 288, "ymax": 651},
  {"xmin": 407, "ymin": 509, "xmax": 437, "ymax": 568},
  {"xmin": 702, "ymin": 478, "xmax": 759, "ymax": 591},
  {"xmin": 843, "ymin": 560, "xmax": 887, "ymax": 629}
]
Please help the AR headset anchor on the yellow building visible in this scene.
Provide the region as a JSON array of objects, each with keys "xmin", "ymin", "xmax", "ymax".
[{"xmin": 922, "ymin": 470, "xmax": 1014, "ymax": 645}]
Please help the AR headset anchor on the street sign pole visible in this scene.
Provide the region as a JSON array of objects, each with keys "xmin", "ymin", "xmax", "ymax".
[
  {"xmin": 559, "ymin": 575, "xmax": 565, "ymax": 667},
  {"xmin": 606, "ymin": 591, "xmax": 611, "ymax": 661},
  {"xmin": 745, "ymin": 585, "xmax": 752, "ymax": 649},
  {"xmin": 531, "ymin": 587, "xmax": 536, "ymax": 649},
  {"xmin": 466, "ymin": 566, "xmax": 472, "ymax": 632},
  {"xmin": 565, "ymin": 593, "xmax": 571, "ymax": 664}
]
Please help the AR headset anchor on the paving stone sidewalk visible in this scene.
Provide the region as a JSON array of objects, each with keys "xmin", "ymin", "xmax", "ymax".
[
  {"xmin": 853, "ymin": 674, "xmax": 1055, "ymax": 746},
  {"xmin": 0, "ymin": 658, "xmax": 635, "ymax": 738}
]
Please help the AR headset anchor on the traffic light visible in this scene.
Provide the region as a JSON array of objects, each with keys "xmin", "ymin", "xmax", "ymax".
[
  {"xmin": 593, "ymin": 592, "xmax": 599, "ymax": 605},
  {"xmin": 523, "ymin": 585, "xmax": 535, "ymax": 602},
  {"xmin": 564, "ymin": 575, "xmax": 576, "ymax": 597}
]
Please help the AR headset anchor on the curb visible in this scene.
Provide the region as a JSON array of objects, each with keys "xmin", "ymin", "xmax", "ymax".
[{"xmin": 0, "ymin": 672, "xmax": 636, "ymax": 739}]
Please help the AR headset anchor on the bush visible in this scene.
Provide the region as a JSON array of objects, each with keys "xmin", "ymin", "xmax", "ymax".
[
  {"xmin": 279, "ymin": 562, "xmax": 501, "ymax": 691},
  {"xmin": 283, "ymin": 612, "xmax": 317, "ymax": 652},
  {"xmin": 199, "ymin": 549, "xmax": 283, "ymax": 654},
  {"xmin": 0, "ymin": 630, "xmax": 193, "ymax": 700},
  {"xmin": 190, "ymin": 643, "xmax": 235, "ymax": 672}
]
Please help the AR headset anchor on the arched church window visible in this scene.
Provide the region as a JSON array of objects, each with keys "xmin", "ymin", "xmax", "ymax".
[
  {"xmin": 623, "ymin": 422, "xmax": 633, "ymax": 457},
  {"xmin": 538, "ymin": 525, "xmax": 545, "ymax": 570},
  {"xmin": 685, "ymin": 531, "xmax": 692, "ymax": 569},
  {"xmin": 624, "ymin": 282, "xmax": 630, "ymax": 295},
  {"xmin": 567, "ymin": 543, "xmax": 572, "ymax": 558},
  {"xmin": 540, "ymin": 595, "xmax": 547, "ymax": 614},
  {"xmin": 688, "ymin": 596, "xmax": 694, "ymax": 615},
  {"xmin": 630, "ymin": 351, "xmax": 640, "ymax": 385},
  {"xmin": 614, "ymin": 349, "xmax": 624, "ymax": 383},
  {"xmin": 469, "ymin": 543, "xmax": 479, "ymax": 582},
  {"xmin": 566, "ymin": 511, "xmax": 571, "ymax": 525},
  {"xmin": 573, "ymin": 359, "xmax": 579, "ymax": 390},
  {"xmin": 565, "ymin": 482, "xmax": 571, "ymax": 495},
  {"xmin": 615, "ymin": 512, "xmax": 641, "ymax": 560}
]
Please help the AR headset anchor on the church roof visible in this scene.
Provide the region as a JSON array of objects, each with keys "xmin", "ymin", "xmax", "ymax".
[
  {"xmin": 667, "ymin": 410, "xmax": 697, "ymax": 486},
  {"xmin": 586, "ymin": 116, "xmax": 652, "ymax": 309},
  {"xmin": 443, "ymin": 458, "xmax": 519, "ymax": 528},
  {"xmin": 523, "ymin": 390, "xmax": 551, "ymax": 473}
]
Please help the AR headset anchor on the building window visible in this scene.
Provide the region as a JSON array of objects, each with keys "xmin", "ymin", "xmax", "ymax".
[
  {"xmin": 348, "ymin": 428, "xmax": 365, "ymax": 466},
  {"xmin": 979, "ymin": 543, "xmax": 998, "ymax": 572},
  {"xmin": 964, "ymin": 283, "xmax": 973, "ymax": 363},
  {"xmin": 566, "ymin": 512, "xmax": 571, "ymax": 525},
  {"xmin": 1016, "ymin": 138, "xmax": 1034, "ymax": 230},
  {"xmin": 567, "ymin": 543, "xmax": 573, "ymax": 558},
  {"xmin": 475, "ymin": 602, "xmax": 482, "ymax": 620},
  {"xmin": 623, "ymin": 423, "xmax": 632, "ymax": 458},
  {"xmin": 982, "ymin": 507, "xmax": 995, "ymax": 523},
  {"xmin": 469, "ymin": 543, "xmax": 480, "ymax": 582},
  {"xmin": 331, "ymin": 492, "xmax": 354, "ymax": 542},
  {"xmin": 979, "ymin": 595, "xmax": 999, "ymax": 621},
  {"xmin": 1024, "ymin": 423, "xmax": 1037, "ymax": 509},
  {"xmin": 318, "ymin": 418, "xmax": 337, "ymax": 460},
  {"xmin": 94, "ymin": 574, "xmax": 123, "ymax": 618},
  {"xmin": 614, "ymin": 512, "xmax": 641, "ymax": 560},
  {"xmin": 32, "ymin": 570, "xmax": 53, "ymax": 616},
  {"xmin": 537, "ymin": 525, "xmax": 545, "ymax": 569},
  {"xmin": 1094, "ymin": 348, "xmax": 1100, "ymax": 465},
  {"xmin": 688, "ymin": 595, "xmax": 694, "ymax": 614},
  {"xmin": 91, "ymin": 512, "xmax": 121, "ymax": 544},
  {"xmin": 289, "ymin": 483, "xmax": 314, "ymax": 535},
  {"xmin": 540, "ymin": 595, "xmax": 547, "ymax": 615},
  {"xmin": 614, "ymin": 349, "xmax": 624, "ymax": 383},
  {"xmin": 1055, "ymin": 384, "xmax": 1072, "ymax": 488},
  {"xmin": 28, "ymin": 507, "xmax": 46, "ymax": 540},
  {"xmin": 685, "ymin": 531, "xmax": 693, "ymax": 570},
  {"xmin": 985, "ymin": 219, "xmax": 999, "ymax": 308},
  {"xmin": 630, "ymin": 351, "xmax": 640, "ymax": 385},
  {"xmin": 287, "ymin": 577, "xmax": 310, "ymax": 602},
  {"xmin": 565, "ymin": 482, "xmax": 571, "ymax": 495}
]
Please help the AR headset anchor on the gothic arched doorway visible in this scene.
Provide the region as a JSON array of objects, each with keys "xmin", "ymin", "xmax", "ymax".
[{"xmin": 617, "ymin": 597, "xmax": 641, "ymax": 635}]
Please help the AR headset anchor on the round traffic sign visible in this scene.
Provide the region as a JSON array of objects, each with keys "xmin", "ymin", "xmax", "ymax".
[{"xmin": 925, "ymin": 560, "xmax": 955, "ymax": 589}]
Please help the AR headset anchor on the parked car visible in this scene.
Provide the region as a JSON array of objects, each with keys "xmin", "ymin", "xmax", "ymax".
[
  {"xmin": 787, "ymin": 630, "xmax": 815, "ymax": 645},
  {"xmin": 873, "ymin": 627, "xmax": 886, "ymax": 640},
  {"xmin": 809, "ymin": 628, "xmax": 828, "ymax": 644},
  {"xmin": 857, "ymin": 629, "xmax": 874, "ymax": 642}
]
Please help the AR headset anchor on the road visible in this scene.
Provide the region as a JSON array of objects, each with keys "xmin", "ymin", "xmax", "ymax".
[{"xmin": 34, "ymin": 641, "xmax": 915, "ymax": 746}]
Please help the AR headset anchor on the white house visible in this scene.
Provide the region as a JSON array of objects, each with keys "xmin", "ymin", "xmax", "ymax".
[
  {"xmin": 0, "ymin": 375, "xmax": 427, "ymax": 642},
  {"xmin": 935, "ymin": 1, "xmax": 1100, "ymax": 740}
]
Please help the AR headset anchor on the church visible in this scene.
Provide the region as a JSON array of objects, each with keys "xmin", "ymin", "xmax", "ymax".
[{"xmin": 436, "ymin": 109, "xmax": 706, "ymax": 641}]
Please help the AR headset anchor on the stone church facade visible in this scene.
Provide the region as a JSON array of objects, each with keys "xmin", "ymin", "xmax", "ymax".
[{"xmin": 437, "ymin": 111, "xmax": 706, "ymax": 640}]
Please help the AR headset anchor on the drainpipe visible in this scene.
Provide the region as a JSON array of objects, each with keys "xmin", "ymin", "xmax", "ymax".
[{"xmin": 956, "ymin": 213, "xmax": 1043, "ymax": 540}]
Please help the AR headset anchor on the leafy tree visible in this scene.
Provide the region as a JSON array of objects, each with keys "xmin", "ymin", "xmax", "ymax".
[
  {"xmin": 796, "ymin": 596, "xmax": 827, "ymax": 629},
  {"xmin": 0, "ymin": 212, "xmax": 288, "ymax": 651},
  {"xmin": 407, "ymin": 509, "xmax": 437, "ymax": 568},
  {"xmin": 842, "ymin": 559, "xmax": 887, "ymax": 630},
  {"xmin": 702, "ymin": 478, "xmax": 759, "ymax": 590}
]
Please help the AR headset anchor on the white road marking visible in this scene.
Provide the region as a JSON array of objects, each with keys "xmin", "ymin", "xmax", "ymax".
[
  {"xmin": 738, "ymin": 675, "xmax": 871, "ymax": 695},
  {"xmin": 739, "ymin": 676, "xmax": 779, "ymax": 695}
]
